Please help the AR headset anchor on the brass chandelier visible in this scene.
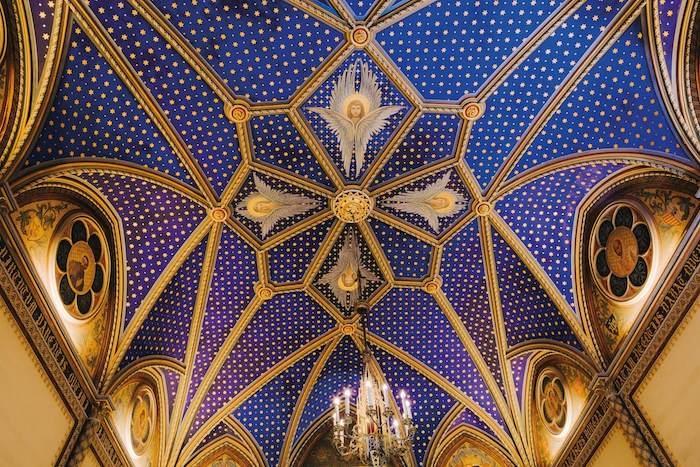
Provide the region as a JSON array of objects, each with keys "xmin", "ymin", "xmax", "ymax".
[{"xmin": 331, "ymin": 235, "xmax": 416, "ymax": 466}]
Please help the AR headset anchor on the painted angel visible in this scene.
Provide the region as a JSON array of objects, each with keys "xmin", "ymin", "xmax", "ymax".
[
  {"xmin": 236, "ymin": 175, "xmax": 319, "ymax": 238},
  {"xmin": 308, "ymin": 60, "xmax": 404, "ymax": 177},
  {"xmin": 318, "ymin": 232, "xmax": 380, "ymax": 307},
  {"xmin": 381, "ymin": 173, "xmax": 467, "ymax": 232}
]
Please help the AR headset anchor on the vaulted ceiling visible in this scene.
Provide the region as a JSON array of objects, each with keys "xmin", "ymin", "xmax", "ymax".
[{"xmin": 6, "ymin": 0, "xmax": 700, "ymax": 465}]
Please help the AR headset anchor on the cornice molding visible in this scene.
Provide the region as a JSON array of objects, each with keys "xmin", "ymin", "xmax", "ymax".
[{"xmin": 558, "ymin": 225, "xmax": 700, "ymax": 465}]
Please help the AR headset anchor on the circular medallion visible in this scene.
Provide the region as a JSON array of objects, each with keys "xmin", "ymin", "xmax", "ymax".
[
  {"xmin": 475, "ymin": 201, "xmax": 492, "ymax": 217},
  {"xmin": 341, "ymin": 323, "xmax": 356, "ymax": 335},
  {"xmin": 225, "ymin": 102, "xmax": 250, "ymax": 123},
  {"xmin": 590, "ymin": 202, "xmax": 654, "ymax": 301},
  {"xmin": 332, "ymin": 189, "xmax": 373, "ymax": 223},
  {"xmin": 424, "ymin": 277, "xmax": 442, "ymax": 294},
  {"xmin": 130, "ymin": 385, "xmax": 156, "ymax": 456},
  {"xmin": 210, "ymin": 207, "xmax": 229, "ymax": 223},
  {"xmin": 462, "ymin": 101, "xmax": 484, "ymax": 121},
  {"xmin": 52, "ymin": 215, "xmax": 109, "ymax": 319},
  {"xmin": 254, "ymin": 282, "xmax": 273, "ymax": 300},
  {"xmin": 349, "ymin": 26, "xmax": 371, "ymax": 47},
  {"xmin": 536, "ymin": 367, "xmax": 569, "ymax": 435},
  {"xmin": 604, "ymin": 227, "xmax": 638, "ymax": 277}
]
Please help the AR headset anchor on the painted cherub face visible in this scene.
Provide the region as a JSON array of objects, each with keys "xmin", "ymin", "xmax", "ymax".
[{"xmin": 347, "ymin": 99, "xmax": 365, "ymax": 120}]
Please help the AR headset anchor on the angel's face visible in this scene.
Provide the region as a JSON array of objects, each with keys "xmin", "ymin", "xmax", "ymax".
[
  {"xmin": 347, "ymin": 100, "xmax": 365, "ymax": 119},
  {"xmin": 245, "ymin": 194, "xmax": 279, "ymax": 218}
]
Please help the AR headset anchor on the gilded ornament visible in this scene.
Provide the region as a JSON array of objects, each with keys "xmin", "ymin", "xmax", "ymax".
[
  {"xmin": 332, "ymin": 189, "xmax": 373, "ymax": 223},
  {"xmin": 461, "ymin": 101, "xmax": 484, "ymax": 121},
  {"xmin": 15, "ymin": 202, "xmax": 69, "ymax": 243},
  {"xmin": 448, "ymin": 445, "xmax": 499, "ymax": 467},
  {"xmin": 210, "ymin": 207, "xmax": 229, "ymax": 223},
  {"xmin": 0, "ymin": 3, "xmax": 6, "ymax": 64},
  {"xmin": 349, "ymin": 26, "xmax": 371, "ymax": 47},
  {"xmin": 474, "ymin": 201, "xmax": 491, "ymax": 217},
  {"xmin": 590, "ymin": 202, "xmax": 654, "ymax": 301},
  {"xmin": 254, "ymin": 282, "xmax": 273, "ymax": 300},
  {"xmin": 52, "ymin": 215, "xmax": 109, "ymax": 319},
  {"xmin": 341, "ymin": 323, "xmax": 357, "ymax": 335},
  {"xmin": 424, "ymin": 277, "xmax": 442, "ymax": 294},
  {"xmin": 130, "ymin": 385, "xmax": 156, "ymax": 456},
  {"xmin": 307, "ymin": 60, "xmax": 404, "ymax": 177},
  {"xmin": 225, "ymin": 102, "xmax": 250, "ymax": 123},
  {"xmin": 635, "ymin": 188, "xmax": 696, "ymax": 228}
]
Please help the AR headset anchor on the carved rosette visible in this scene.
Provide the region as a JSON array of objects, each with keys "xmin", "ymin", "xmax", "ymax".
[{"xmin": 332, "ymin": 189, "xmax": 373, "ymax": 223}]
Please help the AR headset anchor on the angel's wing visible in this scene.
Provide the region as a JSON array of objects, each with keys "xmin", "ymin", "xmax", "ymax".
[
  {"xmin": 328, "ymin": 62, "xmax": 358, "ymax": 114},
  {"xmin": 353, "ymin": 105, "xmax": 404, "ymax": 174},
  {"xmin": 359, "ymin": 61, "xmax": 382, "ymax": 112},
  {"xmin": 308, "ymin": 107, "xmax": 356, "ymax": 176},
  {"xmin": 258, "ymin": 203, "xmax": 311, "ymax": 238},
  {"xmin": 385, "ymin": 200, "xmax": 441, "ymax": 231},
  {"xmin": 389, "ymin": 173, "xmax": 452, "ymax": 204}
]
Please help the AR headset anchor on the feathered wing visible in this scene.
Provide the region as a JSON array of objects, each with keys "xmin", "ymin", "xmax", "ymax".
[
  {"xmin": 328, "ymin": 62, "xmax": 357, "ymax": 114},
  {"xmin": 307, "ymin": 107, "xmax": 356, "ymax": 176},
  {"xmin": 381, "ymin": 173, "xmax": 453, "ymax": 231},
  {"xmin": 238, "ymin": 175, "xmax": 320, "ymax": 238},
  {"xmin": 387, "ymin": 173, "xmax": 452, "ymax": 204},
  {"xmin": 388, "ymin": 201, "xmax": 441, "ymax": 231},
  {"xmin": 318, "ymin": 234, "xmax": 381, "ymax": 306},
  {"xmin": 353, "ymin": 105, "xmax": 404, "ymax": 175},
  {"xmin": 359, "ymin": 61, "xmax": 382, "ymax": 112},
  {"xmin": 318, "ymin": 236, "xmax": 357, "ymax": 305}
]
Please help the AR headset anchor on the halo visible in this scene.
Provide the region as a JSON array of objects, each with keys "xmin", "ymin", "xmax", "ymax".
[{"xmin": 342, "ymin": 93, "xmax": 371, "ymax": 117}]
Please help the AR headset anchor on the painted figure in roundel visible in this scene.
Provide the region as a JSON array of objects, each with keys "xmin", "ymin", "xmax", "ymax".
[
  {"xmin": 308, "ymin": 60, "xmax": 404, "ymax": 177},
  {"xmin": 130, "ymin": 386, "xmax": 155, "ymax": 455}
]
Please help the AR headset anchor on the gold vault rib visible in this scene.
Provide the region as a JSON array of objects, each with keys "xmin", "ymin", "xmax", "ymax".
[
  {"xmin": 66, "ymin": 0, "xmax": 217, "ymax": 204},
  {"xmin": 478, "ymin": 216, "xmax": 537, "ymax": 466},
  {"xmin": 179, "ymin": 328, "xmax": 343, "ymax": 463},
  {"xmin": 5, "ymin": 0, "xmax": 692, "ymax": 465},
  {"xmin": 163, "ymin": 223, "xmax": 222, "ymax": 465}
]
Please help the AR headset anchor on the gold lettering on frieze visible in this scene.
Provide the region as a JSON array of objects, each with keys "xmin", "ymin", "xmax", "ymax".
[{"xmin": 0, "ymin": 240, "xmax": 89, "ymax": 409}]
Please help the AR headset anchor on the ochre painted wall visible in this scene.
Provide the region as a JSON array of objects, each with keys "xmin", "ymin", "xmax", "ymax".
[
  {"xmin": 0, "ymin": 299, "xmax": 74, "ymax": 467},
  {"xmin": 588, "ymin": 423, "xmax": 642, "ymax": 467},
  {"xmin": 635, "ymin": 295, "xmax": 700, "ymax": 465}
]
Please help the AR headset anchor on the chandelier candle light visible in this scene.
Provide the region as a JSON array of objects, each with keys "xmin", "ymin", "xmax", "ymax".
[{"xmin": 331, "ymin": 236, "xmax": 416, "ymax": 466}]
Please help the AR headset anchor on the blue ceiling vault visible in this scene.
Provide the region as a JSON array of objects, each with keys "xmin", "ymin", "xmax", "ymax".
[{"xmin": 15, "ymin": 0, "xmax": 700, "ymax": 465}]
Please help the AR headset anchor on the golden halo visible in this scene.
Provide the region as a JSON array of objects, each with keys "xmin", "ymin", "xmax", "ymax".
[
  {"xmin": 428, "ymin": 191, "xmax": 457, "ymax": 214},
  {"xmin": 342, "ymin": 93, "xmax": 371, "ymax": 119}
]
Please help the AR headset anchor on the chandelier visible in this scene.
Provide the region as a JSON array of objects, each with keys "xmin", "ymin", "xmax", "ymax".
[{"xmin": 331, "ymin": 237, "xmax": 416, "ymax": 466}]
